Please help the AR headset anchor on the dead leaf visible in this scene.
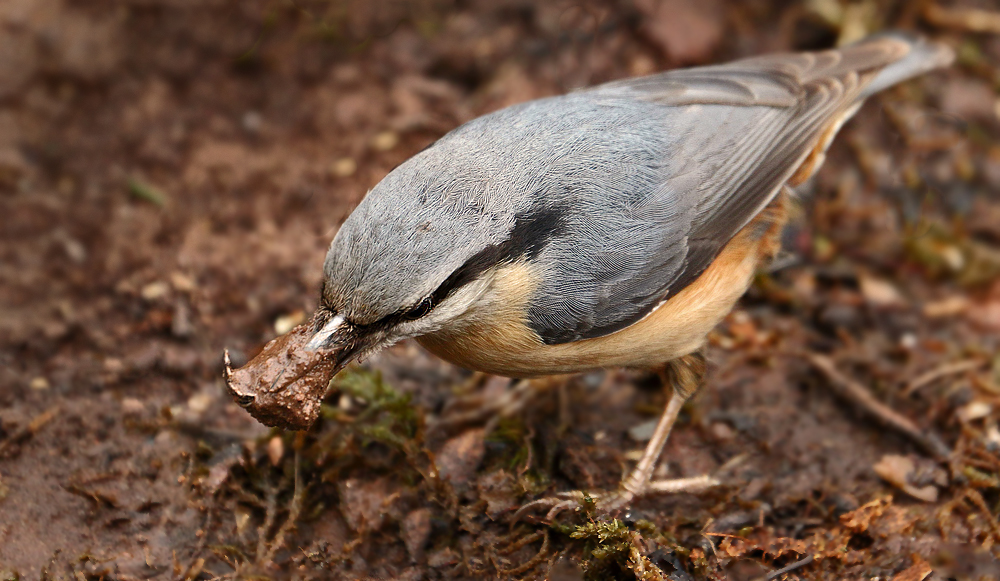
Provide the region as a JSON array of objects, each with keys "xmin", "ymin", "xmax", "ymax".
[
  {"xmin": 840, "ymin": 497, "xmax": 891, "ymax": 532},
  {"xmin": 476, "ymin": 470, "xmax": 519, "ymax": 518},
  {"xmin": 967, "ymin": 299, "xmax": 1000, "ymax": 333},
  {"xmin": 402, "ymin": 508, "xmax": 432, "ymax": 562},
  {"xmin": 890, "ymin": 555, "xmax": 932, "ymax": 581},
  {"xmin": 338, "ymin": 477, "xmax": 395, "ymax": 532},
  {"xmin": 434, "ymin": 428, "xmax": 485, "ymax": 487},
  {"xmin": 922, "ymin": 296, "xmax": 969, "ymax": 318},
  {"xmin": 873, "ymin": 455, "xmax": 938, "ymax": 503},
  {"xmin": 426, "ymin": 546, "xmax": 460, "ymax": 568},
  {"xmin": 859, "ymin": 274, "xmax": 906, "ymax": 307},
  {"xmin": 716, "ymin": 534, "xmax": 808, "ymax": 560}
]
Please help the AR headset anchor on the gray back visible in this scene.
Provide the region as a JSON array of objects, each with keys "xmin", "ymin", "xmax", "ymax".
[{"xmin": 322, "ymin": 33, "xmax": 949, "ymax": 344}]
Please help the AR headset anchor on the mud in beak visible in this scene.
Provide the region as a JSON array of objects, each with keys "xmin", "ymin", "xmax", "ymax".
[{"xmin": 224, "ymin": 320, "xmax": 354, "ymax": 430}]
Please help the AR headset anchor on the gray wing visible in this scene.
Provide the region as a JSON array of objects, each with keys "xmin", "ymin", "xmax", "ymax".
[{"xmin": 528, "ymin": 33, "xmax": 949, "ymax": 344}]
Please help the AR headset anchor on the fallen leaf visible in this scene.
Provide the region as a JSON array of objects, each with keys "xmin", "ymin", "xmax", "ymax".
[
  {"xmin": 434, "ymin": 428, "xmax": 485, "ymax": 487},
  {"xmin": 890, "ymin": 555, "xmax": 932, "ymax": 581},
  {"xmin": 402, "ymin": 508, "xmax": 432, "ymax": 562},
  {"xmin": 859, "ymin": 274, "xmax": 906, "ymax": 307},
  {"xmin": 426, "ymin": 546, "xmax": 460, "ymax": 568},
  {"xmin": 338, "ymin": 477, "xmax": 395, "ymax": 532},
  {"xmin": 922, "ymin": 295, "xmax": 969, "ymax": 318},
  {"xmin": 840, "ymin": 497, "xmax": 891, "ymax": 532},
  {"xmin": 873, "ymin": 455, "xmax": 938, "ymax": 503}
]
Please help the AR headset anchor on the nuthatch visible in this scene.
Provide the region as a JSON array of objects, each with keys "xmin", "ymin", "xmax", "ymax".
[{"xmin": 225, "ymin": 33, "xmax": 952, "ymax": 506}]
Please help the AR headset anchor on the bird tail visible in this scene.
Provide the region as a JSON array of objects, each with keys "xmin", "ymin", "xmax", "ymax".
[{"xmin": 852, "ymin": 32, "xmax": 955, "ymax": 99}]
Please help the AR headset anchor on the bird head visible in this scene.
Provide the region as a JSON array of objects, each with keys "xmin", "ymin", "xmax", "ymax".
[{"xmin": 223, "ymin": 134, "xmax": 562, "ymax": 430}]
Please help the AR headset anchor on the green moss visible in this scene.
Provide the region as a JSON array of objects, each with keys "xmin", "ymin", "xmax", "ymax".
[
  {"xmin": 571, "ymin": 517, "xmax": 636, "ymax": 578},
  {"xmin": 329, "ymin": 367, "xmax": 420, "ymax": 451},
  {"xmin": 963, "ymin": 466, "xmax": 1000, "ymax": 489},
  {"xmin": 126, "ymin": 177, "xmax": 166, "ymax": 207}
]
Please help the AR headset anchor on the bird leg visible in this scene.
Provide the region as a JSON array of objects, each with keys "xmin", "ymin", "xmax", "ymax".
[
  {"xmin": 606, "ymin": 350, "xmax": 713, "ymax": 511},
  {"xmin": 513, "ymin": 350, "xmax": 719, "ymax": 520}
]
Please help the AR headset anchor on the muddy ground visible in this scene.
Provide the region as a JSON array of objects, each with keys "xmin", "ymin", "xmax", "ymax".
[{"xmin": 2, "ymin": 0, "xmax": 1000, "ymax": 579}]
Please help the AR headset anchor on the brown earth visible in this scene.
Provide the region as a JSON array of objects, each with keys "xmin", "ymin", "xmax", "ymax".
[{"xmin": 2, "ymin": 1, "xmax": 1000, "ymax": 580}]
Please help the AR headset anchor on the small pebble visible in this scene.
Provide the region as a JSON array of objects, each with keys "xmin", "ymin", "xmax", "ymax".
[
  {"xmin": 29, "ymin": 377, "xmax": 50, "ymax": 390},
  {"xmin": 121, "ymin": 397, "xmax": 145, "ymax": 415},
  {"xmin": 274, "ymin": 311, "xmax": 305, "ymax": 335},
  {"xmin": 709, "ymin": 421, "xmax": 735, "ymax": 442},
  {"xmin": 628, "ymin": 418, "xmax": 658, "ymax": 442},
  {"xmin": 141, "ymin": 281, "xmax": 170, "ymax": 301},
  {"xmin": 172, "ymin": 301, "xmax": 193, "ymax": 338},
  {"xmin": 170, "ymin": 271, "xmax": 196, "ymax": 292},
  {"xmin": 241, "ymin": 111, "xmax": 263, "ymax": 133},
  {"xmin": 187, "ymin": 393, "xmax": 214, "ymax": 415},
  {"xmin": 267, "ymin": 435, "xmax": 284, "ymax": 466},
  {"xmin": 103, "ymin": 358, "xmax": 124, "ymax": 373},
  {"xmin": 330, "ymin": 157, "xmax": 357, "ymax": 178},
  {"xmin": 62, "ymin": 237, "xmax": 87, "ymax": 264},
  {"xmin": 371, "ymin": 131, "xmax": 399, "ymax": 152}
]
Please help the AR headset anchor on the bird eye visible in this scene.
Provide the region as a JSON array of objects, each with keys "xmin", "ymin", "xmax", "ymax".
[{"xmin": 403, "ymin": 298, "xmax": 433, "ymax": 320}]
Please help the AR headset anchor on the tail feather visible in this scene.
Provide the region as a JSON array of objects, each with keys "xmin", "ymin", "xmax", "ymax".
[{"xmin": 854, "ymin": 32, "xmax": 955, "ymax": 98}]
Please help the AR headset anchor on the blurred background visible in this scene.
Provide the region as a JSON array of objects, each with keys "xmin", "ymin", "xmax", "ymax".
[{"xmin": 1, "ymin": 0, "xmax": 999, "ymax": 579}]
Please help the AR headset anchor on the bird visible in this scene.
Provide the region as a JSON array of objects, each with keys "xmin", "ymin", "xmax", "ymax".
[{"xmin": 224, "ymin": 32, "xmax": 953, "ymax": 509}]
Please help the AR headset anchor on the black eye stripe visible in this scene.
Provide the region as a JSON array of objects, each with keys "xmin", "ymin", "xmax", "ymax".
[
  {"xmin": 330, "ymin": 205, "xmax": 567, "ymax": 335},
  {"xmin": 427, "ymin": 205, "xmax": 568, "ymax": 307}
]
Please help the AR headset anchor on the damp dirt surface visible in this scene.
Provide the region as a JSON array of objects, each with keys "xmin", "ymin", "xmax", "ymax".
[{"xmin": 2, "ymin": 1, "xmax": 1000, "ymax": 580}]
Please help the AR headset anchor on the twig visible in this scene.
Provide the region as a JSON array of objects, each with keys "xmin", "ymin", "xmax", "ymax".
[
  {"xmin": 497, "ymin": 530, "xmax": 550, "ymax": 576},
  {"xmin": 904, "ymin": 359, "xmax": 986, "ymax": 397},
  {"xmin": 964, "ymin": 488, "xmax": 1000, "ymax": 544},
  {"xmin": 0, "ymin": 406, "xmax": 59, "ymax": 456},
  {"xmin": 497, "ymin": 531, "xmax": 545, "ymax": 556},
  {"xmin": 517, "ymin": 426, "xmax": 535, "ymax": 481},
  {"xmin": 924, "ymin": 4, "xmax": 1000, "ymax": 34},
  {"xmin": 806, "ymin": 354, "xmax": 952, "ymax": 461},
  {"xmin": 263, "ymin": 448, "xmax": 306, "ymax": 564},
  {"xmin": 176, "ymin": 504, "xmax": 216, "ymax": 581},
  {"xmin": 255, "ymin": 484, "xmax": 279, "ymax": 562},
  {"xmin": 764, "ymin": 554, "xmax": 815, "ymax": 580}
]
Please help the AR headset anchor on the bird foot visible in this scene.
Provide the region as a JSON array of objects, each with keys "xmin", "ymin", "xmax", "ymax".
[{"xmin": 512, "ymin": 475, "xmax": 721, "ymax": 523}]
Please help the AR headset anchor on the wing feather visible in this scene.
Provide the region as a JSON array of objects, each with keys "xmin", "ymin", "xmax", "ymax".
[{"xmin": 530, "ymin": 33, "xmax": 949, "ymax": 343}]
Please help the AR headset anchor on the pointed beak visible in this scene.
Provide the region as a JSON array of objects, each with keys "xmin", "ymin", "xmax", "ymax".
[
  {"xmin": 305, "ymin": 315, "xmax": 344, "ymax": 351},
  {"xmin": 224, "ymin": 317, "xmax": 356, "ymax": 430}
]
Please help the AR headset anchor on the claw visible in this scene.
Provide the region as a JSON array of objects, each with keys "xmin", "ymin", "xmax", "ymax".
[
  {"xmin": 544, "ymin": 499, "xmax": 581, "ymax": 522},
  {"xmin": 510, "ymin": 491, "xmax": 594, "ymax": 527},
  {"xmin": 511, "ymin": 497, "xmax": 567, "ymax": 527}
]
